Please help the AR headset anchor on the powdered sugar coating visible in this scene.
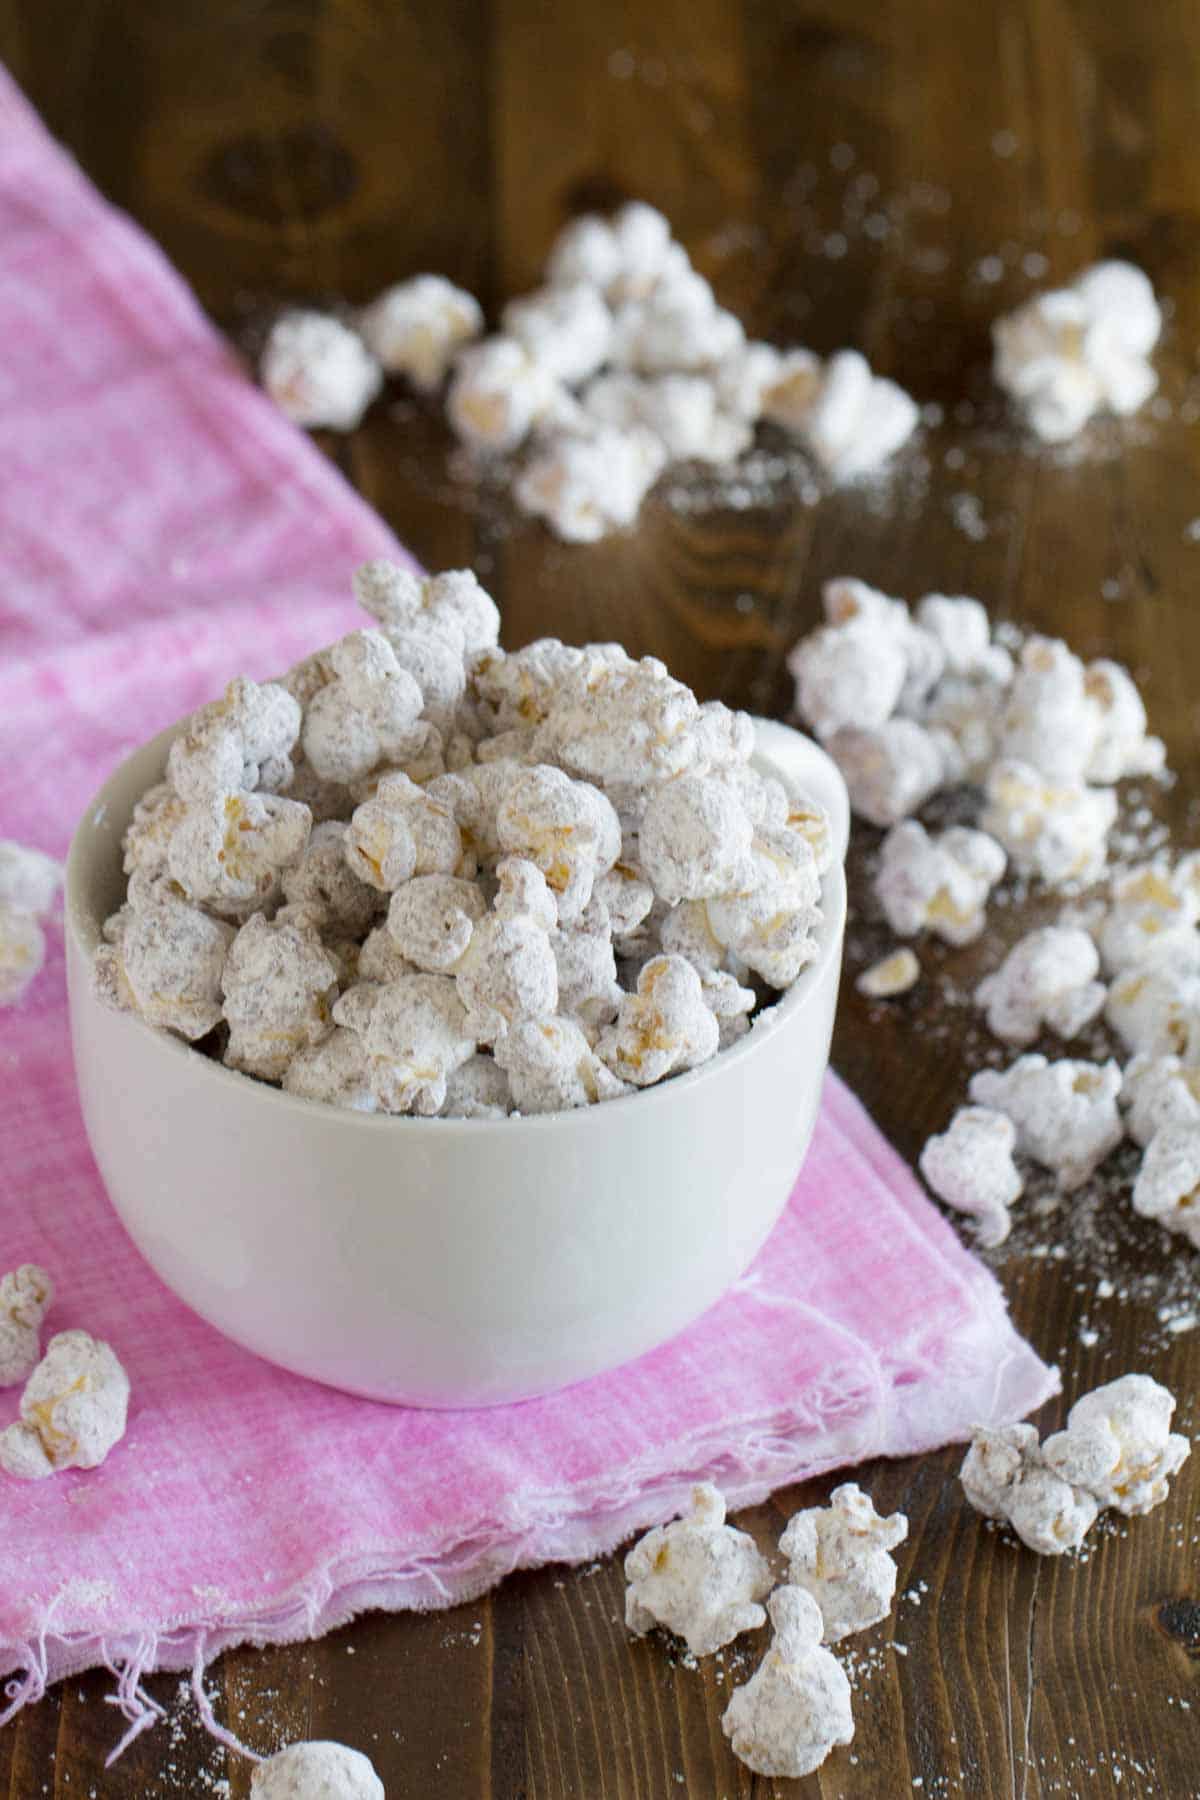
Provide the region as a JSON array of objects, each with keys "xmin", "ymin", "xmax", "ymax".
[
  {"xmin": 1132, "ymin": 1123, "xmax": 1200, "ymax": 1250},
  {"xmin": 981, "ymin": 760, "xmax": 1116, "ymax": 889},
  {"xmin": 514, "ymin": 424, "xmax": 667, "ymax": 543},
  {"xmin": 960, "ymin": 1423, "xmax": 1099, "ymax": 1555},
  {"xmin": 222, "ymin": 913, "xmax": 338, "ymax": 1081},
  {"xmin": 497, "ymin": 765, "xmax": 621, "ymax": 922},
  {"xmin": 0, "ymin": 910, "xmax": 47, "ymax": 1007},
  {"xmin": 721, "ymin": 1586, "xmax": 855, "ymax": 1778},
  {"xmin": 387, "ymin": 875, "xmax": 486, "ymax": 972},
  {"xmin": 975, "ymin": 926, "xmax": 1106, "ymax": 1047},
  {"xmin": 828, "ymin": 719, "xmax": 950, "ymax": 827},
  {"xmin": 876, "ymin": 821, "xmax": 1006, "ymax": 947},
  {"xmin": 0, "ymin": 841, "xmax": 63, "ymax": 917},
  {"xmin": 624, "ymin": 1483, "xmax": 773, "ymax": 1657},
  {"xmin": 333, "ymin": 974, "xmax": 475, "ymax": 1115},
  {"xmin": 0, "ymin": 1330, "xmax": 129, "ymax": 1480},
  {"xmin": 919, "ymin": 1106, "xmax": 1024, "ymax": 1246},
  {"xmin": 780, "ymin": 1483, "xmax": 908, "ymax": 1644},
  {"xmin": 496, "ymin": 1014, "xmax": 627, "ymax": 1114},
  {"xmin": 968, "ymin": 1054, "xmax": 1124, "ymax": 1192},
  {"xmin": 1121, "ymin": 1054, "xmax": 1200, "ymax": 1147},
  {"xmin": 454, "ymin": 859, "xmax": 559, "ymax": 1044},
  {"xmin": 346, "ymin": 772, "xmax": 463, "ymax": 893},
  {"xmin": 260, "ymin": 310, "xmax": 381, "ymax": 432},
  {"xmin": 250, "ymin": 1740, "xmax": 384, "ymax": 1800},
  {"xmin": 167, "ymin": 677, "xmax": 302, "ymax": 803},
  {"xmin": 354, "ymin": 562, "xmax": 500, "ymax": 658},
  {"xmin": 638, "ymin": 775, "xmax": 756, "ymax": 904},
  {"xmin": 282, "ymin": 1029, "xmax": 378, "ymax": 1113},
  {"xmin": 447, "ymin": 335, "xmax": 559, "ymax": 453},
  {"xmin": 0, "ymin": 1265, "xmax": 54, "ymax": 1390},
  {"xmin": 598, "ymin": 954, "xmax": 719, "ymax": 1086},
  {"xmin": 301, "ymin": 631, "xmax": 425, "ymax": 786},
  {"xmin": 358, "ymin": 275, "xmax": 482, "ymax": 391},
  {"xmin": 1042, "ymin": 1374, "xmax": 1189, "ymax": 1517},
  {"xmin": 503, "ymin": 282, "xmax": 614, "ymax": 385},
  {"xmin": 98, "ymin": 892, "xmax": 235, "ymax": 1040}
]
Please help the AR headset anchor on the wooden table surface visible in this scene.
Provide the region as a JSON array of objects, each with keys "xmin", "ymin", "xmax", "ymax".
[{"xmin": 2, "ymin": 1, "xmax": 1198, "ymax": 1794}]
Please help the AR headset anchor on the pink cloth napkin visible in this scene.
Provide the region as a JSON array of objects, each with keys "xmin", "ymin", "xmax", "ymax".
[{"xmin": 0, "ymin": 68, "xmax": 1057, "ymax": 1755}]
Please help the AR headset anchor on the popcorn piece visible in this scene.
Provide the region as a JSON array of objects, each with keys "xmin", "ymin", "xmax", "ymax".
[
  {"xmin": 497, "ymin": 765, "xmax": 621, "ymax": 922},
  {"xmin": 440, "ymin": 1053, "xmax": 512, "ymax": 1119},
  {"xmin": 828, "ymin": 719, "xmax": 950, "ymax": 827},
  {"xmin": 993, "ymin": 260, "xmax": 1161, "ymax": 442},
  {"xmin": 0, "ymin": 1330, "xmax": 129, "ymax": 1480},
  {"xmin": 167, "ymin": 677, "xmax": 302, "ymax": 802},
  {"xmin": 624, "ymin": 1483, "xmax": 773, "ymax": 1656},
  {"xmin": 354, "ymin": 560, "xmax": 500, "ymax": 658},
  {"xmin": 981, "ymin": 759, "xmax": 1116, "ymax": 889},
  {"xmin": 582, "ymin": 371, "xmax": 751, "ymax": 464},
  {"xmin": 469, "ymin": 640, "xmax": 616, "ymax": 734},
  {"xmin": 346, "ymin": 772, "xmax": 463, "ymax": 892},
  {"xmin": 721, "ymin": 1586, "xmax": 855, "ymax": 1779},
  {"xmin": 333, "ymin": 974, "xmax": 475, "ymax": 1115},
  {"xmin": 610, "ymin": 267, "xmax": 744, "ymax": 374},
  {"xmin": 1097, "ymin": 858, "xmax": 1200, "ymax": 973},
  {"xmin": 779, "ymin": 1483, "xmax": 908, "ymax": 1643},
  {"xmin": 282, "ymin": 1028, "xmax": 378, "ymax": 1113},
  {"xmin": 447, "ymin": 335, "xmax": 559, "ymax": 453},
  {"xmin": 0, "ymin": 841, "xmax": 62, "ymax": 917},
  {"xmin": 700, "ymin": 967, "xmax": 757, "ymax": 1049},
  {"xmin": 975, "ymin": 926, "xmax": 1106, "ymax": 1046},
  {"xmin": 496, "ymin": 1014, "xmax": 627, "ymax": 1113},
  {"xmin": 999, "ymin": 637, "xmax": 1100, "ymax": 785},
  {"xmin": 0, "ymin": 1266, "xmax": 54, "ymax": 1389},
  {"xmin": 918, "ymin": 669, "xmax": 1011, "ymax": 783},
  {"xmin": 534, "ymin": 654, "xmax": 741, "ymax": 793},
  {"xmin": 1106, "ymin": 959, "xmax": 1200, "ymax": 1060},
  {"xmin": 387, "ymin": 874, "xmax": 486, "ymax": 972},
  {"xmin": 259, "ymin": 310, "xmax": 382, "ymax": 431},
  {"xmin": 1042, "ymin": 1374, "xmax": 1189, "ymax": 1517},
  {"xmin": 0, "ymin": 909, "xmax": 47, "ymax": 1007},
  {"xmin": 97, "ymin": 893, "xmax": 235, "ymax": 1040},
  {"xmin": 280, "ymin": 821, "xmax": 380, "ymax": 936},
  {"xmin": 638, "ymin": 774, "xmax": 756, "ymax": 904},
  {"xmin": 876, "ymin": 822, "xmax": 1006, "ymax": 947},
  {"xmin": 705, "ymin": 826, "xmax": 824, "ymax": 988},
  {"xmin": 968, "ymin": 1054, "xmax": 1124, "ymax": 1192},
  {"xmin": 514, "ymin": 424, "xmax": 667, "ymax": 542},
  {"xmin": 914, "ymin": 594, "xmax": 1014, "ymax": 684},
  {"xmin": 821, "ymin": 578, "xmax": 945, "ymax": 714},
  {"xmin": 918, "ymin": 1106, "xmax": 1024, "ymax": 1246},
  {"xmin": 552, "ymin": 920, "xmax": 623, "ymax": 1029},
  {"xmin": 249, "ymin": 1740, "xmax": 384, "ymax": 1800},
  {"xmin": 222, "ymin": 913, "xmax": 338, "ymax": 1081},
  {"xmin": 358, "ymin": 275, "xmax": 483, "ymax": 390},
  {"xmin": 960, "ymin": 1423, "xmax": 1100, "ymax": 1555},
  {"xmin": 713, "ymin": 339, "xmax": 784, "ymax": 422},
  {"xmin": 120, "ymin": 783, "xmax": 189, "ymax": 880},
  {"xmin": 454, "ymin": 859, "xmax": 559, "ymax": 1043},
  {"xmin": 768, "ymin": 347, "xmax": 918, "ymax": 481},
  {"xmin": 301, "ymin": 630, "xmax": 425, "ymax": 786},
  {"xmin": 503, "ymin": 281, "xmax": 614, "ymax": 384},
  {"xmin": 587, "ymin": 861, "xmax": 657, "ymax": 941},
  {"xmin": 598, "ymin": 953, "xmax": 719, "ymax": 1085},
  {"xmin": 1131, "ymin": 1123, "xmax": 1200, "ymax": 1250},
  {"xmin": 1121, "ymin": 1053, "xmax": 1200, "ymax": 1147},
  {"xmin": 760, "ymin": 347, "xmax": 822, "ymax": 431},
  {"xmin": 357, "ymin": 923, "xmax": 418, "ymax": 986},
  {"xmin": 166, "ymin": 790, "xmax": 311, "ymax": 914},
  {"xmin": 787, "ymin": 621, "xmax": 907, "ymax": 743},
  {"xmin": 856, "ymin": 947, "xmax": 920, "ymax": 999},
  {"xmin": 1084, "ymin": 660, "xmax": 1165, "ymax": 783},
  {"xmin": 546, "ymin": 202, "xmax": 686, "ymax": 303}
]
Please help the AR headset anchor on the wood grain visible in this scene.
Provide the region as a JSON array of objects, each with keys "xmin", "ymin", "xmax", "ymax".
[{"xmin": 1, "ymin": 1, "xmax": 1198, "ymax": 1794}]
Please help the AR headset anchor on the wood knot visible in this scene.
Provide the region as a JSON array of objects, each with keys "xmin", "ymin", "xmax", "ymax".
[
  {"xmin": 1157, "ymin": 1597, "xmax": 1200, "ymax": 1655},
  {"xmin": 200, "ymin": 125, "xmax": 357, "ymax": 225}
]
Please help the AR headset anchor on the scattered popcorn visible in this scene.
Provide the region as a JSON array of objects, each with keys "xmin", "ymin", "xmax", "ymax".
[
  {"xmin": 582, "ymin": 370, "xmax": 751, "ymax": 463},
  {"xmin": 222, "ymin": 913, "xmax": 338, "ymax": 1081},
  {"xmin": 918, "ymin": 1106, "xmax": 1024, "ymax": 1246},
  {"xmin": 787, "ymin": 619, "xmax": 907, "ymax": 743},
  {"xmin": 514, "ymin": 423, "xmax": 667, "ymax": 542},
  {"xmin": 712, "ymin": 338, "xmax": 784, "ymax": 422},
  {"xmin": 1042, "ymin": 1374, "xmax": 1189, "ymax": 1516},
  {"xmin": 1106, "ymin": 959, "xmax": 1200, "ymax": 1060},
  {"xmin": 0, "ymin": 840, "xmax": 62, "ymax": 1006},
  {"xmin": 960, "ymin": 1422, "xmax": 1099, "ymax": 1555},
  {"xmin": 610, "ymin": 267, "xmax": 743, "ymax": 374},
  {"xmin": 975, "ymin": 926, "xmax": 1106, "ymax": 1046},
  {"xmin": 998, "ymin": 637, "xmax": 1100, "ymax": 785},
  {"xmin": 0, "ymin": 909, "xmax": 49, "ymax": 1006},
  {"xmin": 981, "ymin": 760, "xmax": 1116, "ymax": 889},
  {"xmin": 503, "ymin": 282, "xmax": 614, "ymax": 384},
  {"xmin": 876, "ymin": 822, "xmax": 1006, "ymax": 946},
  {"xmin": 779, "ymin": 348, "xmax": 919, "ymax": 482},
  {"xmin": 827, "ymin": 719, "xmax": 950, "ymax": 827},
  {"xmin": 259, "ymin": 310, "xmax": 382, "ymax": 431},
  {"xmin": 779, "ymin": 1483, "xmax": 909, "ymax": 1643},
  {"xmin": 624, "ymin": 1483, "xmax": 773, "ymax": 1656},
  {"xmin": 914, "ymin": 594, "xmax": 1014, "ymax": 685},
  {"xmin": 334, "ymin": 974, "xmax": 475, "ymax": 1115},
  {"xmin": 1121, "ymin": 1053, "xmax": 1200, "ymax": 1147},
  {"xmin": 1084, "ymin": 660, "xmax": 1166, "ymax": 783},
  {"xmin": 1097, "ymin": 858, "xmax": 1200, "ymax": 973},
  {"xmin": 993, "ymin": 259, "xmax": 1161, "ymax": 441},
  {"xmin": 0, "ymin": 1265, "xmax": 54, "ymax": 1389},
  {"xmin": 721, "ymin": 1586, "xmax": 855, "ymax": 1778},
  {"xmin": 447, "ymin": 335, "xmax": 559, "ymax": 453},
  {"xmin": 968, "ymin": 1054, "xmax": 1124, "ymax": 1192},
  {"xmin": 358, "ymin": 275, "xmax": 483, "ymax": 391},
  {"xmin": 598, "ymin": 954, "xmax": 719, "ymax": 1085},
  {"xmin": 0, "ymin": 1330, "xmax": 129, "ymax": 1480},
  {"xmin": 856, "ymin": 947, "xmax": 920, "ymax": 999},
  {"xmin": 249, "ymin": 1740, "xmax": 384, "ymax": 1800},
  {"xmin": 546, "ymin": 201, "xmax": 686, "ymax": 303},
  {"xmin": 1131, "ymin": 1123, "xmax": 1200, "ymax": 1250}
]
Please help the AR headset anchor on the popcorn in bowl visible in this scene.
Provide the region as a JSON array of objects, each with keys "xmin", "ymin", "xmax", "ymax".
[{"xmin": 91, "ymin": 562, "xmax": 840, "ymax": 1118}]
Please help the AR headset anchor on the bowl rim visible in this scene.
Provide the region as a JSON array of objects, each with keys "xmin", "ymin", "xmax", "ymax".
[{"xmin": 66, "ymin": 717, "xmax": 847, "ymax": 1138}]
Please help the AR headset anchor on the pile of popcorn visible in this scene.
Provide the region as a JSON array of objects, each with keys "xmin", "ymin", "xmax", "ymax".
[
  {"xmin": 0, "ymin": 841, "xmax": 62, "ymax": 1006},
  {"xmin": 0, "ymin": 1262, "xmax": 128, "ymax": 1481},
  {"xmin": 90, "ymin": 559, "xmax": 835, "ymax": 1118},
  {"xmin": 787, "ymin": 575, "xmax": 1200, "ymax": 1258},
  {"xmin": 260, "ymin": 201, "xmax": 922, "ymax": 540}
]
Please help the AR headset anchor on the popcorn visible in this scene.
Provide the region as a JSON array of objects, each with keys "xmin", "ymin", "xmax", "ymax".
[
  {"xmin": 1131, "ymin": 1123, "xmax": 1200, "ymax": 1250},
  {"xmin": 787, "ymin": 620, "xmax": 908, "ymax": 743},
  {"xmin": 721, "ymin": 1586, "xmax": 855, "ymax": 1779},
  {"xmin": 713, "ymin": 339, "xmax": 784, "ymax": 422},
  {"xmin": 387, "ymin": 874, "xmax": 486, "ymax": 972},
  {"xmin": 1106, "ymin": 958, "xmax": 1200, "ymax": 1060},
  {"xmin": 637, "ymin": 774, "xmax": 756, "ymax": 904},
  {"xmin": 358, "ymin": 274, "xmax": 483, "ymax": 390},
  {"xmin": 582, "ymin": 371, "xmax": 751, "ymax": 463},
  {"xmin": 705, "ymin": 826, "xmax": 824, "ymax": 987},
  {"xmin": 821, "ymin": 577, "xmax": 946, "ymax": 713},
  {"xmin": 534, "ymin": 654, "xmax": 745, "ymax": 793},
  {"xmin": 249, "ymin": 1740, "xmax": 384, "ymax": 1800},
  {"xmin": 346, "ymin": 772, "xmax": 463, "ymax": 892},
  {"xmin": 356, "ymin": 923, "xmax": 417, "ymax": 986},
  {"xmin": 768, "ymin": 348, "xmax": 918, "ymax": 481},
  {"xmin": 1084, "ymin": 660, "xmax": 1165, "ymax": 783},
  {"xmin": 968, "ymin": 1054, "xmax": 1124, "ymax": 1191},
  {"xmin": 1097, "ymin": 858, "xmax": 1200, "ymax": 973},
  {"xmin": 760, "ymin": 347, "xmax": 821, "ymax": 432},
  {"xmin": 975, "ymin": 926, "xmax": 1106, "ymax": 1046},
  {"xmin": 827, "ymin": 719, "xmax": 950, "ymax": 827},
  {"xmin": 875, "ymin": 822, "xmax": 1007, "ymax": 946},
  {"xmin": 546, "ymin": 202, "xmax": 686, "ymax": 302},
  {"xmin": 624, "ymin": 1483, "xmax": 773, "ymax": 1656},
  {"xmin": 960, "ymin": 1423, "xmax": 1099, "ymax": 1555},
  {"xmin": 993, "ymin": 259, "xmax": 1161, "ymax": 441},
  {"xmin": 980, "ymin": 759, "xmax": 1116, "ymax": 889},
  {"xmin": 998, "ymin": 637, "xmax": 1100, "ymax": 785},
  {"xmin": 280, "ymin": 821, "xmax": 380, "ymax": 937},
  {"xmin": 587, "ymin": 861, "xmax": 657, "ymax": 941},
  {"xmin": 503, "ymin": 281, "xmax": 614, "ymax": 384},
  {"xmin": 222, "ymin": 913, "xmax": 339, "ymax": 1081},
  {"xmin": 918, "ymin": 1106, "xmax": 1024, "ymax": 1246},
  {"xmin": 0, "ymin": 1330, "xmax": 129, "ymax": 1480},
  {"xmin": 440, "ymin": 1053, "xmax": 512, "ymax": 1119},
  {"xmin": 609, "ymin": 267, "xmax": 744, "ymax": 374},
  {"xmin": 259, "ymin": 310, "xmax": 382, "ymax": 431},
  {"xmin": 120, "ymin": 783, "xmax": 189, "ymax": 880},
  {"xmin": 779, "ymin": 1483, "xmax": 908, "ymax": 1643},
  {"xmin": 551, "ymin": 920, "xmax": 623, "ymax": 1028},
  {"xmin": 856, "ymin": 947, "xmax": 920, "ymax": 999},
  {"xmin": 1, "ymin": 908, "xmax": 48, "ymax": 1007},
  {"xmin": 282, "ymin": 1028, "xmax": 378, "ymax": 1113},
  {"xmin": 598, "ymin": 954, "xmax": 719, "ymax": 1085},
  {"xmin": 496, "ymin": 1014, "xmax": 627, "ymax": 1113},
  {"xmin": 700, "ymin": 967, "xmax": 757, "ymax": 1048},
  {"xmin": 333, "ymin": 974, "xmax": 475, "ymax": 1115},
  {"xmin": 301, "ymin": 630, "xmax": 425, "ymax": 785},
  {"xmin": 496, "ymin": 765, "xmax": 622, "ymax": 922},
  {"xmin": 97, "ymin": 892, "xmax": 235, "ymax": 1040},
  {"xmin": 514, "ymin": 424, "xmax": 667, "ymax": 542},
  {"xmin": 0, "ymin": 840, "xmax": 62, "ymax": 1006},
  {"xmin": 454, "ymin": 859, "xmax": 559, "ymax": 1043},
  {"xmin": 1121, "ymin": 1053, "xmax": 1200, "ymax": 1147},
  {"xmin": 914, "ymin": 594, "xmax": 1014, "ymax": 684},
  {"xmin": 1042, "ymin": 1374, "xmax": 1189, "ymax": 1516},
  {"xmin": 424, "ymin": 761, "xmax": 525, "ymax": 872},
  {"xmin": 469, "ymin": 639, "xmax": 611, "ymax": 733},
  {"xmin": 918, "ymin": 670, "xmax": 1011, "ymax": 783},
  {"xmin": 0, "ymin": 1265, "xmax": 54, "ymax": 1389},
  {"xmin": 166, "ymin": 790, "xmax": 311, "ymax": 914},
  {"xmin": 447, "ymin": 335, "xmax": 559, "ymax": 453},
  {"xmin": 353, "ymin": 561, "xmax": 501, "ymax": 657},
  {"xmin": 167, "ymin": 677, "xmax": 302, "ymax": 802}
]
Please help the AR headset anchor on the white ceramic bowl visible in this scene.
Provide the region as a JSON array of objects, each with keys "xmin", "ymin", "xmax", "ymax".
[{"xmin": 65, "ymin": 718, "xmax": 848, "ymax": 1408}]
